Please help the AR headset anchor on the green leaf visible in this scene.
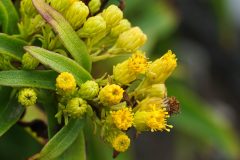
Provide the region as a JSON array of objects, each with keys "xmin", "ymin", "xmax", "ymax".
[
  {"xmin": 38, "ymin": 119, "xmax": 85, "ymax": 160},
  {"xmin": 32, "ymin": 0, "xmax": 91, "ymax": 71},
  {"xmin": 0, "ymin": 0, "xmax": 19, "ymax": 34},
  {"xmin": 0, "ymin": 88, "xmax": 25, "ymax": 136},
  {"xmin": 0, "ymin": 70, "xmax": 58, "ymax": 90},
  {"xmin": 55, "ymin": 130, "xmax": 86, "ymax": 160},
  {"xmin": 168, "ymin": 79, "xmax": 240, "ymax": 159},
  {"xmin": 0, "ymin": 33, "xmax": 27, "ymax": 61},
  {"xmin": 38, "ymin": 90, "xmax": 59, "ymax": 138},
  {"xmin": 25, "ymin": 46, "xmax": 92, "ymax": 85}
]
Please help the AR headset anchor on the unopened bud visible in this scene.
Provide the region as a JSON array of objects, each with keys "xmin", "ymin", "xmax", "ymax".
[
  {"xmin": 79, "ymin": 80, "xmax": 99, "ymax": 100},
  {"xmin": 66, "ymin": 97, "xmax": 88, "ymax": 118},
  {"xmin": 77, "ymin": 15, "xmax": 106, "ymax": 38},
  {"xmin": 65, "ymin": 1, "xmax": 89, "ymax": 29},
  {"xmin": 101, "ymin": 5, "xmax": 123, "ymax": 28},
  {"xmin": 88, "ymin": 0, "xmax": 101, "ymax": 15},
  {"xmin": 114, "ymin": 27, "xmax": 147, "ymax": 53},
  {"xmin": 22, "ymin": 53, "xmax": 39, "ymax": 69},
  {"xmin": 110, "ymin": 19, "xmax": 131, "ymax": 37},
  {"xmin": 18, "ymin": 88, "xmax": 37, "ymax": 107},
  {"xmin": 47, "ymin": 0, "xmax": 71, "ymax": 12}
]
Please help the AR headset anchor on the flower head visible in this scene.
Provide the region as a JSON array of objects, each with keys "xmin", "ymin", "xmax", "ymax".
[
  {"xmin": 56, "ymin": 72, "xmax": 76, "ymax": 93},
  {"xmin": 79, "ymin": 80, "xmax": 99, "ymax": 100},
  {"xmin": 111, "ymin": 107, "xmax": 133, "ymax": 130},
  {"xmin": 146, "ymin": 50, "xmax": 177, "ymax": 83},
  {"xmin": 66, "ymin": 97, "xmax": 88, "ymax": 118},
  {"xmin": 22, "ymin": 53, "xmax": 39, "ymax": 70},
  {"xmin": 98, "ymin": 84, "xmax": 124, "ymax": 106},
  {"xmin": 88, "ymin": 0, "xmax": 101, "ymax": 15},
  {"xmin": 110, "ymin": 19, "xmax": 131, "ymax": 37},
  {"xmin": 18, "ymin": 88, "xmax": 37, "ymax": 107},
  {"xmin": 113, "ymin": 51, "xmax": 148, "ymax": 85},
  {"xmin": 101, "ymin": 5, "xmax": 123, "ymax": 28},
  {"xmin": 112, "ymin": 133, "xmax": 130, "ymax": 152}
]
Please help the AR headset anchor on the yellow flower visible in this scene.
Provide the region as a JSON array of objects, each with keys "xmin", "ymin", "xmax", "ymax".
[
  {"xmin": 133, "ymin": 98, "xmax": 172, "ymax": 132},
  {"xmin": 113, "ymin": 51, "xmax": 148, "ymax": 85},
  {"xmin": 56, "ymin": 72, "xmax": 76, "ymax": 93},
  {"xmin": 101, "ymin": 5, "xmax": 123, "ymax": 28},
  {"xmin": 98, "ymin": 84, "xmax": 124, "ymax": 106},
  {"xmin": 146, "ymin": 50, "xmax": 177, "ymax": 83},
  {"xmin": 18, "ymin": 88, "xmax": 37, "ymax": 107},
  {"xmin": 111, "ymin": 107, "xmax": 133, "ymax": 130},
  {"xmin": 112, "ymin": 134, "xmax": 130, "ymax": 152}
]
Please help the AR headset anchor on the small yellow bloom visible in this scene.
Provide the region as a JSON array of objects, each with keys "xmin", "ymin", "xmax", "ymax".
[
  {"xmin": 112, "ymin": 134, "xmax": 130, "ymax": 152},
  {"xmin": 133, "ymin": 98, "xmax": 172, "ymax": 132},
  {"xmin": 98, "ymin": 84, "xmax": 124, "ymax": 106},
  {"xmin": 113, "ymin": 51, "xmax": 148, "ymax": 85},
  {"xmin": 146, "ymin": 50, "xmax": 177, "ymax": 83},
  {"xmin": 18, "ymin": 88, "xmax": 37, "ymax": 107},
  {"xmin": 56, "ymin": 72, "xmax": 76, "ymax": 93},
  {"xmin": 111, "ymin": 107, "xmax": 133, "ymax": 130}
]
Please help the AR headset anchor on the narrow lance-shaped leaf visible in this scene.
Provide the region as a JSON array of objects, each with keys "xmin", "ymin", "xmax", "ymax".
[
  {"xmin": 37, "ymin": 119, "xmax": 85, "ymax": 160},
  {"xmin": 0, "ymin": 33, "xmax": 27, "ymax": 61},
  {"xmin": 0, "ymin": 0, "xmax": 19, "ymax": 34},
  {"xmin": 32, "ymin": 0, "xmax": 91, "ymax": 71},
  {"xmin": 0, "ymin": 88, "xmax": 25, "ymax": 136},
  {"xmin": 0, "ymin": 70, "xmax": 58, "ymax": 90},
  {"xmin": 25, "ymin": 46, "xmax": 92, "ymax": 85}
]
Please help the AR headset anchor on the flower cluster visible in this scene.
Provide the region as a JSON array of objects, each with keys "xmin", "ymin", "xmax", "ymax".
[{"xmin": 14, "ymin": 0, "xmax": 180, "ymax": 155}]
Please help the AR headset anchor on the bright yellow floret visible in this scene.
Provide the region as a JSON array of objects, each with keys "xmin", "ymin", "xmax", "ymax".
[
  {"xmin": 128, "ymin": 51, "xmax": 148, "ymax": 74},
  {"xmin": 146, "ymin": 50, "xmax": 177, "ymax": 83},
  {"xmin": 99, "ymin": 84, "xmax": 124, "ymax": 106},
  {"xmin": 56, "ymin": 72, "xmax": 76, "ymax": 92},
  {"xmin": 111, "ymin": 107, "xmax": 133, "ymax": 130},
  {"xmin": 112, "ymin": 134, "xmax": 130, "ymax": 152}
]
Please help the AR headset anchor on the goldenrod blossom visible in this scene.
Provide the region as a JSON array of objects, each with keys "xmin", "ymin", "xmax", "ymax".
[
  {"xmin": 111, "ymin": 107, "xmax": 133, "ymax": 130},
  {"xmin": 101, "ymin": 5, "xmax": 123, "ymax": 28},
  {"xmin": 79, "ymin": 80, "xmax": 99, "ymax": 100},
  {"xmin": 113, "ymin": 51, "xmax": 148, "ymax": 84},
  {"xmin": 110, "ymin": 19, "xmax": 131, "ymax": 37},
  {"xmin": 66, "ymin": 97, "xmax": 88, "ymax": 118},
  {"xmin": 146, "ymin": 50, "xmax": 177, "ymax": 83},
  {"xmin": 112, "ymin": 134, "xmax": 130, "ymax": 152},
  {"xmin": 98, "ymin": 84, "xmax": 124, "ymax": 106},
  {"xmin": 56, "ymin": 72, "xmax": 76, "ymax": 93},
  {"xmin": 18, "ymin": 88, "xmax": 37, "ymax": 107}
]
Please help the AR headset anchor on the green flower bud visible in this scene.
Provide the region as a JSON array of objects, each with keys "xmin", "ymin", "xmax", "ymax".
[
  {"xmin": 47, "ymin": 0, "xmax": 71, "ymax": 12},
  {"xmin": 18, "ymin": 88, "xmax": 37, "ymax": 107},
  {"xmin": 77, "ymin": 15, "xmax": 106, "ymax": 38},
  {"xmin": 110, "ymin": 19, "xmax": 131, "ymax": 37},
  {"xmin": 88, "ymin": 0, "xmax": 101, "ymax": 15},
  {"xmin": 66, "ymin": 97, "xmax": 89, "ymax": 118},
  {"xmin": 20, "ymin": 0, "xmax": 37, "ymax": 17},
  {"xmin": 135, "ymin": 84, "xmax": 167, "ymax": 100},
  {"xmin": 22, "ymin": 53, "xmax": 39, "ymax": 69},
  {"xmin": 65, "ymin": 1, "xmax": 89, "ymax": 29},
  {"xmin": 79, "ymin": 80, "xmax": 99, "ymax": 100},
  {"xmin": 101, "ymin": 5, "xmax": 123, "ymax": 28},
  {"xmin": 113, "ymin": 27, "xmax": 147, "ymax": 53}
]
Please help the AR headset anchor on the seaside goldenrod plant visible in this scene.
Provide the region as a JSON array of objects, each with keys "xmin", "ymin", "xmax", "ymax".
[{"xmin": 0, "ymin": 0, "xmax": 180, "ymax": 159}]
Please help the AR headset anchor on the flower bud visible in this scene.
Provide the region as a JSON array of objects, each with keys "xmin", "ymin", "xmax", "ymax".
[
  {"xmin": 113, "ymin": 51, "xmax": 148, "ymax": 85},
  {"xmin": 77, "ymin": 15, "xmax": 106, "ymax": 38},
  {"xmin": 65, "ymin": 1, "xmax": 89, "ymax": 29},
  {"xmin": 79, "ymin": 80, "xmax": 99, "ymax": 100},
  {"xmin": 18, "ymin": 88, "xmax": 37, "ymax": 107},
  {"xmin": 20, "ymin": 0, "xmax": 37, "ymax": 17},
  {"xmin": 101, "ymin": 5, "xmax": 123, "ymax": 28},
  {"xmin": 47, "ymin": 0, "xmax": 71, "ymax": 12},
  {"xmin": 56, "ymin": 72, "xmax": 76, "ymax": 94},
  {"xmin": 146, "ymin": 50, "xmax": 177, "ymax": 83},
  {"xmin": 88, "ymin": 0, "xmax": 101, "ymax": 15},
  {"xmin": 22, "ymin": 53, "xmax": 39, "ymax": 69},
  {"xmin": 66, "ymin": 97, "xmax": 88, "ymax": 118},
  {"xmin": 98, "ymin": 84, "xmax": 124, "ymax": 106},
  {"xmin": 135, "ymin": 84, "xmax": 167, "ymax": 100},
  {"xmin": 113, "ymin": 27, "xmax": 147, "ymax": 53},
  {"xmin": 110, "ymin": 19, "xmax": 131, "ymax": 37}
]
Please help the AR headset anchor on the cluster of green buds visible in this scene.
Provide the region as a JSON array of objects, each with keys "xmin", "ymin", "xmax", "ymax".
[{"xmin": 10, "ymin": 0, "xmax": 180, "ymax": 155}]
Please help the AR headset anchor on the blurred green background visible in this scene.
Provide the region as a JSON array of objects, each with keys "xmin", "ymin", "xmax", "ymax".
[{"xmin": 1, "ymin": 0, "xmax": 240, "ymax": 159}]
